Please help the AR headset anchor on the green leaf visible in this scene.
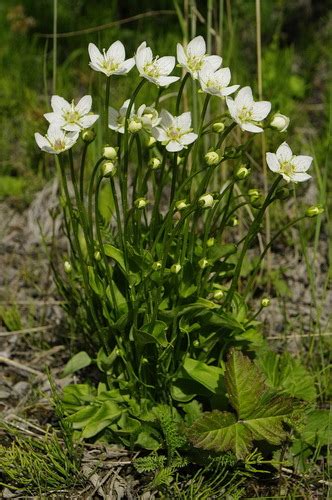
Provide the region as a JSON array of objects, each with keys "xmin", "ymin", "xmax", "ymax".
[
  {"xmin": 68, "ymin": 405, "xmax": 97, "ymax": 429},
  {"xmin": 62, "ymin": 351, "xmax": 92, "ymax": 377},
  {"xmin": 188, "ymin": 349, "xmax": 297, "ymax": 459},
  {"xmin": 256, "ymin": 351, "xmax": 317, "ymax": 402},
  {"xmin": 139, "ymin": 321, "xmax": 168, "ymax": 347},
  {"xmin": 182, "ymin": 357, "xmax": 224, "ymax": 394},
  {"xmin": 81, "ymin": 400, "xmax": 122, "ymax": 439},
  {"xmin": 103, "ymin": 244, "xmax": 126, "ymax": 271},
  {"xmin": 88, "ymin": 266, "xmax": 103, "ymax": 295},
  {"xmin": 297, "ymin": 410, "xmax": 331, "ymax": 446}
]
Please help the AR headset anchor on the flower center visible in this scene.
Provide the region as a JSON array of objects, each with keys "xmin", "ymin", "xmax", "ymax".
[
  {"xmin": 52, "ymin": 139, "xmax": 65, "ymax": 151},
  {"xmin": 102, "ymin": 50, "xmax": 120, "ymax": 73},
  {"xmin": 143, "ymin": 60, "xmax": 160, "ymax": 78},
  {"xmin": 280, "ymin": 160, "xmax": 295, "ymax": 176},
  {"xmin": 238, "ymin": 106, "xmax": 253, "ymax": 122},
  {"xmin": 187, "ymin": 55, "xmax": 204, "ymax": 72},
  {"xmin": 64, "ymin": 110, "xmax": 80, "ymax": 123},
  {"xmin": 167, "ymin": 126, "xmax": 184, "ymax": 141}
]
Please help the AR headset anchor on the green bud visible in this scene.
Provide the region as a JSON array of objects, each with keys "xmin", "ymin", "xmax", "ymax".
[
  {"xmin": 64, "ymin": 261, "xmax": 72, "ymax": 274},
  {"xmin": 94, "ymin": 251, "xmax": 101, "ymax": 261},
  {"xmin": 141, "ymin": 357, "xmax": 149, "ymax": 365},
  {"xmin": 207, "ymin": 237, "xmax": 215, "ymax": 247},
  {"xmin": 212, "ymin": 122, "xmax": 225, "ymax": 133},
  {"xmin": 224, "ymin": 146, "xmax": 241, "ymax": 159},
  {"xmin": 198, "ymin": 193, "xmax": 214, "ymax": 209},
  {"xmin": 134, "ymin": 197, "xmax": 148, "ymax": 209},
  {"xmin": 248, "ymin": 189, "xmax": 260, "ymax": 197},
  {"xmin": 82, "ymin": 129, "xmax": 96, "ymax": 143},
  {"xmin": 146, "ymin": 136, "xmax": 156, "ymax": 148},
  {"xmin": 305, "ymin": 205, "xmax": 324, "ymax": 218},
  {"xmin": 115, "ymin": 348, "xmax": 123, "ymax": 356},
  {"xmin": 193, "ymin": 339, "xmax": 200, "ymax": 347},
  {"xmin": 175, "ymin": 199, "xmax": 189, "ymax": 211},
  {"xmin": 102, "ymin": 161, "xmax": 117, "ymax": 177},
  {"xmin": 152, "ymin": 261, "xmax": 162, "ymax": 271},
  {"xmin": 205, "ymin": 151, "xmax": 221, "ymax": 166},
  {"xmin": 235, "ymin": 165, "xmax": 250, "ymax": 180},
  {"xmin": 103, "ymin": 146, "xmax": 118, "ymax": 160},
  {"xmin": 213, "ymin": 290, "xmax": 224, "ymax": 301},
  {"xmin": 177, "ymin": 156, "xmax": 184, "ymax": 165},
  {"xmin": 227, "ymin": 216, "xmax": 238, "ymax": 227},
  {"xmin": 148, "ymin": 157, "xmax": 161, "ymax": 169},
  {"xmin": 261, "ymin": 297, "xmax": 270, "ymax": 307},
  {"xmin": 170, "ymin": 263, "xmax": 181, "ymax": 274},
  {"xmin": 198, "ymin": 258, "xmax": 209, "ymax": 269},
  {"xmin": 270, "ymin": 113, "xmax": 290, "ymax": 132}
]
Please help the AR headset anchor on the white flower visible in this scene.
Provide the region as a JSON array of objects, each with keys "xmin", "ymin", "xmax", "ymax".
[
  {"xmin": 88, "ymin": 41, "xmax": 135, "ymax": 77},
  {"xmin": 135, "ymin": 42, "xmax": 179, "ymax": 87},
  {"xmin": 198, "ymin": 66, "xmax": 239, "ymax": 97},
  {"xmin": 35, "ymin": 124, "xmax": 79, "ymax": 154},
  {"xmin": 270, "ymin": 113, "xmax": 290, "ymax": 132},
  {"xmin": 108, "ymin": 99, "xmax": 135, "ymax": 134},
  {"xmin": 44, "ymin": 95, "xmax": 99, "ymax": 132},
  {"xmin": 177, "ymin": 35, "xmax": 222, "ymax": 79},
  {"xmin": 136, "ymin": 105, "xmax": 161, "ymax": 129},
  {"xmin": 266, "ymin": 142, "xmax": 312, "ymax": 183},
  {"xmin": 152, "ymin": 110, "xmax": 198, "ymax": 152},
  {"xmin": 226, "ymin": 87, "xmax": 271, "ymax": 133}
]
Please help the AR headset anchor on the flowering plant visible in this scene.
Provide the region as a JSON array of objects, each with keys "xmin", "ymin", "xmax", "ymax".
[{"xmin": 35, "ymin": 35, "xmax": 319, "ymax": 459}]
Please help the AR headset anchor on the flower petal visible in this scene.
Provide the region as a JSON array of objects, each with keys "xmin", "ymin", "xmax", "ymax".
[
  {"xmin": 291, "ymin": 172, "xmax": 312, "ymax": 182},
  {"xmin": 116, "ymin": 57, "xmax": 135, "ymax": 74},
  {"xmin": 204, "ymin": 55, "xmax": 222, "ymax": 71},
  {"xmin": 187, "ymin": 36, "xmax": 206, "ymax": 57},
  {"xmin": 107, "ymin": 40, "xmax": 125, "ymax": 62},
  {"xmin": 226, "ymin": 97, "xmax": 236, "ymax": 119},
  {"xmin": 215, "ymin": 67, "xmax": 231, "ymax": 86},
  {"xmin": 180, "ymin": 132, "xmax": 198, "ymax": 145},
  {"xmin": 156, "ymin": 75, "xmax": 180, "ymax": 86},
  {"xmin": 222, "ymin": 84, "xmax": 240, "ymax": 96},
  {"xmin": 266, "ymin": 152, "xmax": 281, "ymax": 172},
  {"xmin": 108, "ymin": 107, "xmax": 119, "ymax": 129},
  {"xmin": 152, "ymin": 126, "xmax": 168, "ymax": 142},
  {"xmin": 241, "ymin": 122, "xmax": 263, "ymax": 133},
  {"xmin": 235, "ymin": 86, "xmax": 253, "ymax": 108},
  {"xmin": 62, "ymin": 123, "xmax": 81, "ymax": 132},
  {"xmin": 156, "ymin": 56, "xmax": 175, "ymax": 75},
  {"xmin": 166, "ymin": 140, "xmax": 183, "ymax": 152},
  {"xmin": 160, "ymin": 109, "xmax": 174, "ymax": 127},
  {"xmin": 35, "ymin": 132, "xmax": 50, "ymax": 150},
  {"xmin": 177, "ymin": 43, "xmax": 187, "ymax": 66},
  {"xmin": 75, "ymin": 95, "xmax": 92, "ymax": 115},
  {"xmin": 88, "ymin": 43, "xmax": 102, "ymax": 63},
  {"xmin": 291, "ymin": 155, "xmax": 313, "ymax": 172},
  {"xmin": 79, "ymin": 114, "xmax": 99, "ymax": 129},
  {"xmin": 276, "ymin": 142, "xmax": 293, "ymax": 162},
  {"xmin": 175, "ymin": 111, "xmax": 191, "ymax": 130},
  {"xmin": 51, "ymin": 95, "xmax": 70, "ymax": 113},
  {"xmin": 251, "ymin": 101, "xmax": 271, "ymax": 121}
]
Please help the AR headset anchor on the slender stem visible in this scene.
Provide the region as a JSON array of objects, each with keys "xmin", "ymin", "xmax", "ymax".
[
  {"xmin": 225, "ymin": 175, "xmax": 282, "ymax": 307},
  {"xmin": 244, "ymin": 215, "xmax": 306, "ymax": 297},
  {"xmin": 79, "ymin": 142, "xmax": 89, "ymax": 201},
  {"xmin": 216, "ymin": 121, "xmax": 236, "ymax": 149},
  {"xmin": 52, "ymin": 0, "xmax": 57, "ymax": 94},
  {"xmin": 94, "ymin": 176, "xmax": 118, "ymax": 315},
  {"xmin": 104, "ymin": 77, "xmax": 111, "ymax": 140},
  {"xmin": 176, "ymin": 73, "xmax": 190, "ymax": 114},
  {"xmin": 170, "ymin": 153, "xmax": 178, "ymax": 206},
  {"xmin": 88, "ymin": 158, "xmax": 104, "ymax": 237}
]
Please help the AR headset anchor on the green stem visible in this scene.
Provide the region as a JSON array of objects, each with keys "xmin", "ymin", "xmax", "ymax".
[
  {"xmin": 79, "ymin": 142, "xmax": 89, "ymax": 201},
  {"xmin": 216, "ymin": 121, "xmax": 236, "ymax": 149},
  {"xmin": 176, "ymin": 73, "xmax": 190, "ymax": 114},
  {"xmin": 170, "ymin": 153, "xmax": 178, "ymax": 206},
  {"xmin": 88, "ymin": 158, "xmax": 104, "ymax": 238},
  {"xmin": 104, "ymin": 77, "xmax": 111, "ymax": 140},
  {"xmin": 244, "ymin": 215, "xmax": 306, "ymax": 297},
  {"xmin": 225, "ymin": 175, "xmax": 282, "ymax": 307}
]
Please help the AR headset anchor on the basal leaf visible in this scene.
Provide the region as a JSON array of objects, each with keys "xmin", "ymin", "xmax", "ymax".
[
  {"xmin": 103, "ymin": 244, "xmax": 126, "ymax": 272},
  {"xmin": 81, "ymin": 400, "xmax": 122, "ymax": 439},
  {"xmin": 62, "ymin": 351, "xmax": 92, "ymax": 377},
  {"xmin": 189, "ymin": 410, "xmax": 252, "ymax": 459},
  {"xmin": 182, "ymin": 357, "xmax": 224, "ymax": 394},
  {"xmin": 225, "ymin": 349, "xmax": 265, "ymax": 419}
]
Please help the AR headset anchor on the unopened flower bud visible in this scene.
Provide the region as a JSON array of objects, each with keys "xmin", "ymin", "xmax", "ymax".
[
  {"xmin": 94, "ymin": 251, "xmax": 101, "ymax": 261},
  {"xmin": 134, "ymin": 197, "xmax": 148, "ymax": 209},
  {"xmin": 227, "ymin": 216, "xmax": 238, "ymax": 227},
  {"xmin": 141, "ymin": 357, "xmax": 149, "ymax": 365},
  {"xmin": 170, "ymin": 263, "xmax": 181, "ymax": 274},
  {"xmin": 152, "ymin": 261, "xmax": 162, "ymax": 271},
  {"xmin": 115, "ymin": 348, "xmax": 123, "ymax": 356},
  {"xmin": 270, "ymin": 113, "xmax": 290, "ymax": 132},
  {"xmin": 102, "ymin": 161, "xmax": 116, "ymax": 177},
  {"xmin": 235, "ymin": 165, "xmax": 250, "ymax": 180},
  {"xmin": 82, "ymin": 129, "xmax": 96, "ymax": 143},
  {"xmin": 64, "ymin": 261, "xmax": 72, "ymax": 274},
  {"xmin": 128, "ymin": 119, "xmax": 142, "ymax": 134},
  {"xmin": 198, "ymin": 193, "xmax": 214, "ymax": 209},
  {"xmin": 305, "ymin": 205, "xmax": 324, "ymax": 218},
  {"xmin": 207, "ymin": 237, "xmax": 215, "ymax": 247},
  {"xmin": 261, "ymin": 297, "xmax": 270, "ymax": 307},
  {"xmin": 148, "ymin": 157, "xmax": 161, "ymax": 169},
  {"xmin": 193, "ymin": 339, "xmax": 200, "ymax": 347},
  {"xmin": 213, "ymin": 290, "xmax": 224, "ymax": 301},
  {"xmin": 212, "ymin": 122, "xmax": 225, "ymax": 133},
  {"xmin": 177, "ymin": 156, "xmax": 184, "ymax": 165},
  {"xmin": 205, "ymin": 151, "xmax": 221, "ymax": 166},
  {"xmin": 198, "ymin": 258, "xmax": 209, "ymax": 269},
  {"xmin": 103, "ymin": 146, "xmax": 118, "ymax": 160},
  {"xmin": 146, "ymin": 136, "xmax": 156, "ymax": 148},
  {"xmin": 248, "ymin": 189, "xmax": 260, "ymax": 198},
  {"xmin": 175, "ymin": 199, "xmax": 189, "ymax": 211},
  {"xmin": 248, "ymin": 189, "xmax": 263, "ymax": 208}
]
